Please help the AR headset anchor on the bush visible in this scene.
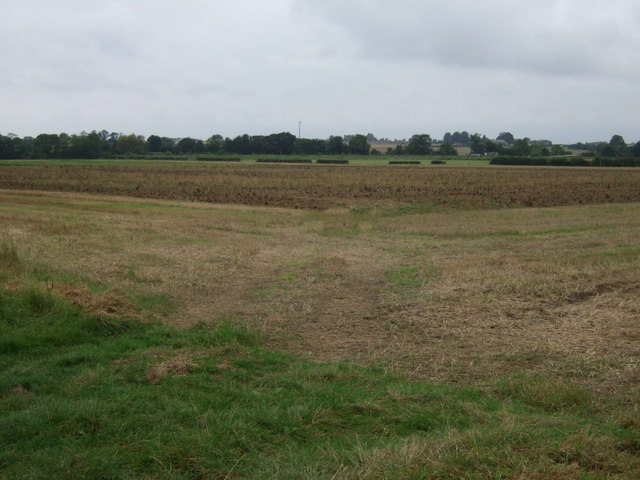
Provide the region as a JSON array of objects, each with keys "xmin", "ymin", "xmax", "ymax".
[
  {"xmin": 389, "ymin": 161, "xmax": 421, "ymax": 165},
  {"xmin": 316, "ymin": 159, "xmax": 349, "ymax": 165},
  {"xmin": 431, "ymin": 160, "xmax": 447, "ymax": 165},
  {"xmin": 490, "ymin": 155, "xmax": 640, "ymax": 167},
  {"xmin": 256, "ymin": 158, "xmax": 312, "ymax": 164},
  {"xmin": 196, "ymin": 157, "xmax": 241, "ymax": 162}
]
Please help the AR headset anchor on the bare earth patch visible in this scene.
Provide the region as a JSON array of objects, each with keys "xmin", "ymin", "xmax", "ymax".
[{"xmin": 54, "ymin": 283, "xmax": 141, "ymax": 319}]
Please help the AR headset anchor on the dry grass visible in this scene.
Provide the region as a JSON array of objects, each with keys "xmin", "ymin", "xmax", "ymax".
[{"xmin": 1, "ymin": 188, "xmax": 639, "ymax": 398}]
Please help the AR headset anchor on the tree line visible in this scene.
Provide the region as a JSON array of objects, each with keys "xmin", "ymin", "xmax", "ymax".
[
  {"xmin": 1, "ymin": 130, "xmax": 638, "ymax": 159},
  {"xmin": 0, "ymin": 131, "xmax": 452, "ymax": 158},
  {"xmin": 0, "ymin": 131, "xmax": 372, "ymax": 159}
]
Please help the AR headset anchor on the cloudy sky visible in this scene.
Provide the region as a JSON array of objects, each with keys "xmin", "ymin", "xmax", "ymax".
[{"xmin": 2, "ymin": 0, "xmax": 639, "ymax": 143}]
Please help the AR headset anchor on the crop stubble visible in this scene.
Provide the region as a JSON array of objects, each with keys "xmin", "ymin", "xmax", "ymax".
[{"xmin": 1, "ymin": 163, "xmax": 640, "ymax": 208}]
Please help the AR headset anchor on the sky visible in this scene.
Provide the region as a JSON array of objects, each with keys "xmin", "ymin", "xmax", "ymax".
[{"xmin": 2, "ymin": 0, "xmax": 639, "ymax": 144}]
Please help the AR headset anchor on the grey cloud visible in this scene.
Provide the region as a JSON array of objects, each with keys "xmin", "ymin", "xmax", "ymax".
[
  {"xmin": 2, "ymin": 0, "xmax": 639, "ymax": 142},
  {"xmin": 294, "ymin": 0, "xmax": 640, "ymax": 79}
]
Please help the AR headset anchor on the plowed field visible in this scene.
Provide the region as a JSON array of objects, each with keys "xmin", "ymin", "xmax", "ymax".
[{"xmin": 1, "ymin": 163, "xmax": 639, "ymax": 209}]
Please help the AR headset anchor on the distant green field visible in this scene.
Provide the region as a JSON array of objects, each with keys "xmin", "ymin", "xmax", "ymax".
[{"xmin": 0, "ymin": 155, "xmax": 491, "ymax": 167}]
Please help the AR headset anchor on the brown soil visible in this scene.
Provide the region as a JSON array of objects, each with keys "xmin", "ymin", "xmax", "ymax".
[{"xmin": 1, "ymin": 164, "xmax": 639, "ymax": 209}]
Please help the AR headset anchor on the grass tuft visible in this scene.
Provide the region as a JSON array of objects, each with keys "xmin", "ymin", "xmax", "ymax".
[
  {"xmin": 495, "ymin": 372, "xmax": 596, "ymax": 412},
  {"xmin": 0, "ymin": 239, "xmax": 21, "ymax": 275}
]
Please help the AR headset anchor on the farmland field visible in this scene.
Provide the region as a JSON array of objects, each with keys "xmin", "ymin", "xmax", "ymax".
[
  {"xmin": 1, "ymin": 163, "xmax": 640, "ymax": 209},
  {"xmin": 1, "ymin": 163, "xmax": 639, "ymax": 478}
]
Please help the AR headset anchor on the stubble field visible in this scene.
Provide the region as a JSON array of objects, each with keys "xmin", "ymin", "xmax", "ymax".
[
  {"xmin": 1, "ymin": 163, "xmax": 640, "ymax": 209},
  {"xmin": 1, "ymin": 163, "xmax": 639, "ymax": 478}
]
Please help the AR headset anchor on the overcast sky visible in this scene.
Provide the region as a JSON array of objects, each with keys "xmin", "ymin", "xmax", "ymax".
[{"xmin": 2, "ymin": 0, "xmax": 639, "ymax": 143}]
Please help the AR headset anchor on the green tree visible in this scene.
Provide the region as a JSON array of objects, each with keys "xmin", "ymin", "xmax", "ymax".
[
  {"xmin": 510, "ymin": 138, "xmax": 532, "ymax": 156},
  {"xmin": 116, "ymin": 134, "xmax": 147, "ymax": 155},
  {"xmin": 0, "ymin": 135, "xmax": 23, "ymax": 159},
  {"xmin": 609, "ymin": 134, "xmax": 625, "ymax": 147},
  {"xmin": 348, "ymin": 134, "xmax": 371, "ymax": 155},
  {"xmin": 265, "ymin": 132, "xmax": 297, "ymax": 155},
  {"xmin": 68, "ymin": 131, "xmax": 102, "ymax": 158},
  {"xmin": 326, "ymin": 136, "xmax": 346, "ymax": 155},
  {"xmin": 598, "ymin": 144, "xmax": 616, "ymax": 157},
  {"xmin": 297, "ymin": 138, "xmax": 326, "ymax": 155},
  {"xmin": 405, "ymin": 134, "xmax": 432, "ymax": 155},
  {"xmin": 177, "ymin": 137, "xmax": 204, "ymax": 154},
  {"xmin": 470, "ymin": 133, "xmax": 486, "ymax": 155},
  {"xmin": 33, "ymin": 134, "xmax": 61, "ymax": 158},
  {"xmin": 496, "ymin": 132, "xmax": 515, "ymax": 145},
  {"xmin": 147, "ymin": 135, "xmax": 163, "ymax": 152},
  {"xmin": 229, "ymin": 135, "xmax": 252, "ymax": 155},
  {"xmin": 438, "ymin": 142, "xmax": 458, "ymax": 156},
  {"xmin": 206, "ymin": 134, "xmax": 224, "ymax": 153},
  {"xmin": 609, "ymin": 134, "xmax": 627, "ymax": 156}
]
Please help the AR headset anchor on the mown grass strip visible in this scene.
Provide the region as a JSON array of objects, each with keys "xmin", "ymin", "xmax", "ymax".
[{"xmin": 1, "ymin": 286, "xmax": 639, "ymax": 479}]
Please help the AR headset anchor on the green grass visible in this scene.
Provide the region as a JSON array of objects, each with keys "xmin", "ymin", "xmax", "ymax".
[
  {"xmin": 1, "ymin": 286, "xmax": 639, "ymax": 479},
  {"xmin": 385, "ymin": 265, "xmax": 438, "ymax": 295},
  {"xmin": 0, "ymin": 156, "xmax": 491, "ymax": 167}
]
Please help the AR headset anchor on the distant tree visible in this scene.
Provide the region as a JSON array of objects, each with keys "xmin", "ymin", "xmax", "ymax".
[
  {"xmin": 633, "ymin": 141, "xmax": 640, "ymax": 157},
  {"xmin": 485, "ymin": 139, "xmax": 504, "ymax": 154},
  {"xmin": 405, "ymin": 134, "xmax": 432, "ymax": 155},
  {"xmin": 470, "ymin": 133, "xmax": 486, "ymax": 155},
  {"xmin": 267, "ymin": 132, "xmax": 297, "ymax": 155},
  {"xmin": 206, "ymin": 134, "xmax": 224, "ymax": 153},
  {"xmin": 510, "ymin": 138, "xmax": 532, "ymax": 156},
  {"xmin": 229, "ymin": 135, "xmax": 252, "ymax": 155},
  {"xmin": 348, "ymin": 134, "xmax": 371, "ymax": 155},
  {"xmin": 496, "ymin": 132, "xmax": 515, "ymax": 145},
  {"xmin": 609, "ymin": 134, "xmax": 625, "ymax": 148},
  {"xmin": 550, "ymin": 144, "xmax": 568, "ymax": 156},
  {"xmin": 116, "ymin": 134, "xmax": 147, "ymax": 155},
  {"xmin": 58, "ymin": 133, "xmax": 71, "ymax": 157},
  {"xmin": 326, "ymin": 135, "xmax": 346, "ymax": 155},
  {"xmin": 609, "ymin": 134, "xmax": 627, "ymax": 156},
  {"xmin": 0, "ymin": 135, "xmax": 22, "ymax": 159},
  {"xmin": 68, "ymin": 131, "xmax": 102, "ymax": 158},
  {"xmin": 33, "ymin": 134, "xmax": 61, "ymax": 158},
  {"xmin": 20, "ymin": 136, "xmax": 33, "ymax": 157},
  {"xmin": 177, "ymin": 137, "xmax": 197, "ymax": 154},
  {"xmin": 160, "ymin": 137, "xmax": 176, "ymax": 152},
  {"xmin": 450, "ymin": 131, "xmax": 470, "ymax": 146},
  {"xmin": 147, "ymin": 135, "xmax": 163, "ymax": 152},
  {"xmin": 437, "ymin": 142, "xmax": 458, "ymax": 156},
  {"xmin": 250, "ymin": 135, "xmax": 268, "ymax": 154},
  {"xmin": 297, "ymin": 138, "xmax": 327, "ymax": 155},
  {"xmin": 598, "ymin": 144, "xmax": 616, "ymax": 157}
]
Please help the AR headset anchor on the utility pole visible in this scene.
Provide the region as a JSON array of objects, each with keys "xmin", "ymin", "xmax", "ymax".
[{"xmin": 298, "ymin": 121, "xmax": 302, "ymax": 140}]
